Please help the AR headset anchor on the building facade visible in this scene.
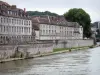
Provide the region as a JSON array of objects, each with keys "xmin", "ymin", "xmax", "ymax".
[
  {"xmin": 0, "ymin": 1, "xmax": 34, "ymax": 45},
  {"xmin": 92, "ymin": 21, "xmax": 100, "ymax": 34},
  {"xmin": 32, "ymin": 16, "xmax": 83, "ymax": 41}
]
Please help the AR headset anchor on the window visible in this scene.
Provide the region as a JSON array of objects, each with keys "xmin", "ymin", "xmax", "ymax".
[
  {"xmin": 49, "ymin": 30, "xmax": 50, "ymax": 33},
  {"xmin": 12, "ymin": 19, "xmax": 13, "ymax": 24},
  {"xmin": 7, "ymin": 11, "xmax": 9, "ymax": 14},
  {"xmin": 9, "ymin": 27, "xmax": 11, "ymax": 32},
  {"xmin": 14, "ymin": 27, "xmax": 16, "ymax": 32},
  {"xmin": 10, "ymin": 11, "xmax": 12, "ymax": 15},
  {"xmin": 19, "ymin": 27, "xmax": 21, "ymax": 32},
  {"xmin": 14, "ymin": 19, "xmax": 16, "ymax": 24},
  {"xmin": 52, "ymin": 30, "xmax": 53, "ymax": 33},
  {"xmin": 17, "ymin": 19, "xmax": 18, "ymax": 24},
  {"xmin": 24, "ymin": 20, "xmax": 26, "ymax": 25},
  {"xmin": 22, "ymin": 27, "xmax": 23, "ymax": 32},
  {"xmin": 29, "ymin": 28, "xmax": 30, "ymax": 33},
  {"xmin": 17, "ymin": 27, "xmax": 18, "ymax": 32},
  {"xmin": 19, "ymin": 20, "xmax": 21, "ymax": 25},
  {"xmin": 29, "ymin": 21, "xmax": 31, "ymax": 25},
  {"xmin": 0, "ymin": 26, "xmax": 1, "ymax": 32},
  {"xmin": 4, "ymin": 18, "xmax": 5, "ymax": 23},
  {"xmin": 6, "ymin": 26, "xmax": 9, "ymax": 32},
  {"xmin": 9, "ymin": 19, "xmax": 11, "ymax": 24},
  {"xmin": 46, "ymin": 30, "xmax": 48, "ymax": 34},
  {"xmin": 7, "ymin": 18, "xmax": 8, "ymax": 23},
  {"xmin": 1, "ymin": 26, "xmax": 2, "ymax": 32},
  {"xmin": 12, "ymin": 27, "xmax": 14, "ymax": 32},
  {"xmin": 1, "ymin": 17, "xmax": 2, "ymax": 23},
  {"xmin": 60, "ymin": 27, "xmax": 61, "ymax": 29},
  {"xmin": 4, "ymin": 26, "xmax": 5, "ymax": 32},
  {"xmin": 43, "ymin": 30, "xmax": 45, "ymax": 34},
  {"xmin": 22, "ymin": 20, "xmax": 23, "ymax": 25}
]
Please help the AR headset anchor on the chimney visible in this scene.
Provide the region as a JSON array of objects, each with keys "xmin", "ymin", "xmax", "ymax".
[
  {"xmin": 11, "ymin": 5, "xmax": 16, "ymax": 9},
  {"xmin": 24, "ymin": 8, "xmax": 26, "ymax": 13},
  {"xmin": 47, "ymin": 15, "xmax": 51, "ymax": 23}
]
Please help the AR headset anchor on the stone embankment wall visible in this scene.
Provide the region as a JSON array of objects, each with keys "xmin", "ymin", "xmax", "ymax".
[
  {"xmin": 0, "ymin": 39, "xmax": 93, "ymax": 60},
  {"xmin": 53, "ymin": 39, "xmax": 94, "ymax": 48},
  {"xmin": 0, "ymin": 43, "xmax": 53, "ymax": 60}
]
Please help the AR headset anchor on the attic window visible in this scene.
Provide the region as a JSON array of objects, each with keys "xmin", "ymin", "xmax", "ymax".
[
  {"xmin": 0, "ymin": 5, "xmax": 1, "ymax": 9},
  {"xmin": 10, "ymin": 11, "xmax": 12, "ymax": 15},
  {"xmin": 7, "ymin": 11, "xmax": 9, "ymax": 14}
]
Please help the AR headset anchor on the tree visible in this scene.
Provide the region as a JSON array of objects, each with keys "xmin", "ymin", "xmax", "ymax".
[
  {"xmin": 26, "ymin": 11, "xmax": 59, "ymax": 16},
  {"xmin": 64, "ymin": 8, "xmax": 92, "ymax": 38}
]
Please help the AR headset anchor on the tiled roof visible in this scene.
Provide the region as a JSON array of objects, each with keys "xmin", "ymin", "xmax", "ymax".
[
  {"xmin": 0, "ymin": 1, "xmax": 30, "ymax": 19},
  {"xmin": 32, "ymin": 23, "xmax": 39, "ymax": 30},
  {"xmin": 31, "ymin": 15, "xmax": 81, "ymax": 30},
  {"xmin": 0, "ymin": 1, "xmax": 10, "ymax": 6}
]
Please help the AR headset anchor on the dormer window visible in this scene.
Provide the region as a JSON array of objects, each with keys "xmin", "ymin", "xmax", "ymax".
[
  {"xmin": 15, "ymin": 12, "xmax": 17, "ymax": 16},
  {"xmin": 20, "ymin": 13, "xmax": 22, "ymax": 17},
  {"xmin": 10, "ymin": 11, "xmax": 12, "ymax": 15},
  {"xmin": 7, "ymin": 11, "xmax": 10, "ymax": 14},
  {"xmin": 1, "ymin": 18, "xmax": 2, "ymax": 23},
  {"xmin": 0, "ymin": 5, "xmax": 1, "ymax": 9},
  {"xmin": 16, "ymin": 12, "xmax": 18, "ymax": 16}
]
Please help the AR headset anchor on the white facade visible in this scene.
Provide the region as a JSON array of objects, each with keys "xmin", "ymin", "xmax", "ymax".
[
  {"xmin": 0, "ymin": 16, "xmax": 33, "ymax": 44},
  {"xmin": 36, "ymin": 23, "xmax": 83, "ymax": 40},
  {"xmin": 0, "ymin": 16, "xmax": 32, "ymax": 35}
]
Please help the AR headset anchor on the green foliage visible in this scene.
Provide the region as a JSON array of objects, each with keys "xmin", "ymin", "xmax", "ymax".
[
  {"xmin": 89, "ymin": 45, "xmax": 94, "ymax": 48},
  {"xmin": 53, "ymin": 48, "xmax": 69, "ymax": 52},
  {"xmin": 26, "ymin": 11, "xmax": 59, "ymax": 16},
  {"xmin": 53, "ymin": 45, "xmax": 93, "ymax": 52},
  {"xmin": 64, "ymin": 8, "xmax": 92, "ymax": 38}
]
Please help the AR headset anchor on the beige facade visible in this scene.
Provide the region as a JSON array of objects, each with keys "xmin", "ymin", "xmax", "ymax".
[
  {"xmin": 38, "ymin": 23, "xmax": 83, "ymax": 40},
  {"xmin": 32, "ymin": 16, "xmax": 83, "ymax": 41}
]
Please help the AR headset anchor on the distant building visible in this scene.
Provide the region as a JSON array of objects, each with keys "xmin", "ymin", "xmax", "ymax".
[
  {"xmin": 92, "ymin": 21, "xmax": 100, "ymax": 41},
  {"xmin": 92, "ymin": 21, "xmax": 100, "ymax": 34},
  {"xmin": 32, "ymin": 16, "xmax": 83, "ymax": 41},
  {"xmin": 0, "ymin": 1, "xmax": 34, "ymax": 44}
]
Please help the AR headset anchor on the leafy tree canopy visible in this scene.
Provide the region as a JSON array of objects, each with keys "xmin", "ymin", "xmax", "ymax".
[
  {"xmin": 64, "ymin": 8, "xmax": 92, "ymax": 38},
  {"xmin": 26, "ymin": 11, "xmax": 59, "ymax": 16}
]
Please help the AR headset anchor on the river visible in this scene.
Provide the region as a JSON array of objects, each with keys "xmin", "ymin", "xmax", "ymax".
[{"xmin": 0, "ymin": 47, "xmax": 100, "ymax": 75}]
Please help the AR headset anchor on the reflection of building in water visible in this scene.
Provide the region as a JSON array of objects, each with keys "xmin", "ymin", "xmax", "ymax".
[{"xmin": 0, "ymin": 1, "xmax": 35, "ymax": 44}]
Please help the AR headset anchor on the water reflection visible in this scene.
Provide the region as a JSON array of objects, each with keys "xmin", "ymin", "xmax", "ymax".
[{"xmin": 0, "ymin": 47, "xmax": 100, "ymax": 75}]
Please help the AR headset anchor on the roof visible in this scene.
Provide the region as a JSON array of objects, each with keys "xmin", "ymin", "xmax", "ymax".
[
  {"xmin": 0, "ymin": 1, "xmax": 30, "ymax": 19},
  {"xmin": 0, "ymin": 1, "xmax": 10, "ymax": 6},
  {"xmin": 31, "ymin": 15, "xmax": 81, "ymax": 30}
]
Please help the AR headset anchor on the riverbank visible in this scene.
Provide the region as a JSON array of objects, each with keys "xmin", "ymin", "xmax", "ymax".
[{"xmin": 0, "ymin": 45, "xmax": 98, "ymax": 63}]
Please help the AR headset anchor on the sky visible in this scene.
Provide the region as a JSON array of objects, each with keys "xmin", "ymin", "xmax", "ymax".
[{"xmin": 3, "ymin": 0, "xmax": 100, "ymax": 22}]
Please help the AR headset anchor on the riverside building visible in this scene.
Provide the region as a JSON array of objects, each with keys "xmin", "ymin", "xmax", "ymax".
[
  {"xmin": 0, "ymin": 1, "xmax": 34, "ymax": 44},
  {"xmin": 32, "ymin": 16, "xmax": 83, "ymax": 41}
]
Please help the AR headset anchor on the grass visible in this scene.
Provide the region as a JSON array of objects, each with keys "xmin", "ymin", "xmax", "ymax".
[
  {"xmin": 89, "ymin": 45, "xmax": 95, "ymax": 48},
  {"xmin": 53, "ymin": 45, "xmax": 94, "ymax": 52},
  {"xmin": 53, "ymin": 48, "xmax": 69, "ymax": 52}
]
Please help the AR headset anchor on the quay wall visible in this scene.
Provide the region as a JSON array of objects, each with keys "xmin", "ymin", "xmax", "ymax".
[
  {"xmin": 0, "ymin": 39, "xmax": 93, "ymax": 60},
  {"xmin": 53, "ymin": 39, "xmax": 93, "ymax": 48}
]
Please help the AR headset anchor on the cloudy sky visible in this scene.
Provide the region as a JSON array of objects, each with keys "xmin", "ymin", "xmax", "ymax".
[{"xmin": 3, "ymin": 0, "xmax": 100, "ymax": 22}]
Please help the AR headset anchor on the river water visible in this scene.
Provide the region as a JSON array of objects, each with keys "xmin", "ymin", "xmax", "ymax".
[{"xmin": 0, "ymin": 47, "xmax": 100, "ymax": 75}]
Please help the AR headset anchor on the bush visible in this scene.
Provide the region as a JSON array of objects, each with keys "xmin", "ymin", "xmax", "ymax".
[
  {"xmin": 89, "ymin": 45, "xmax": 94, "ymax": 48},
  {"xmin": 53, "ymin": 48, "xmax": 69, "ymax": 52}
]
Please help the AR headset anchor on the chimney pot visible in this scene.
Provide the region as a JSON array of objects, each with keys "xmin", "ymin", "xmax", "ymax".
[{"xmin": 11, "ymin": 5, "xmax": 16, "ymax": 9}]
